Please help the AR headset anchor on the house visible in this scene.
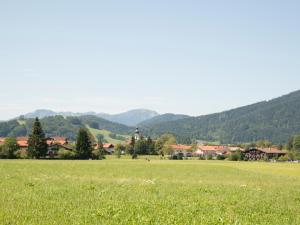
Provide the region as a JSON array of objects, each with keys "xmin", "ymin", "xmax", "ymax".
[
  {"xmin": 94, "ymin": 143, "xmax": 115, "ymax": 154},
  {"xmin": 103, "ymin": 143, "xmax": 115, "ymax": 154},
  {"xmin": 1, "ymin": 136, "xmax": 71, "ymax": 152},
  {"xmin": 46, "ymin": 136, "xmax": 68, "ymax": 146},
  {"xmin": 16, "ymin": 137, "xmax": 29, "ymax": 149},
  {"xmin": 46, "ymin": 137, "xmax": 72, "ymax": 156},
  {"xmin": 170, "ymin": 144, "xmax": 193, "ymax": 157},
  {"xmin": 0, "ymin": 137, "xmax": 29, "ymax": 149},
  {"xmin": 195, "ymin": 145, "xmax": 228, "ymax": 157},
  {"xmin": 243, "ymin": 147, "xmax": 286, "ymax": 161}
]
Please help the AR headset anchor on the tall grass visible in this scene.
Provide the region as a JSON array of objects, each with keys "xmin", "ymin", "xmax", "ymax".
[{"xmin": 0, "ymin": 160, "xmax": 299, "ymax": 224}]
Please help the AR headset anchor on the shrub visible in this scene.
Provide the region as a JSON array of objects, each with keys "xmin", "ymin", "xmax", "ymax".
[
  {"xmin": 0, "ymin": 146, "xmax": 7, "ymax": 159},
  {"xmin": 15, "ymin": 149, "xmax": 30, "ymax": 159},
  {"xmin": 207, "ymin": 154, "xmax": 213, "ymax": 160},
  {"xmin": 198, "ymin": 155, "xmax": 205, "ymax": 160},
  {"xmin": 91, "ymin": 149, "xmax": 100, "ymax": 159},
  {"xmin": 277, "ymin": 155, "xmax": 289, "ymax": 162},
  {"xmin": 91, "ymin": 149, "xmax": 105, "ymax": 160},
  {"xmin": 217, "ymin": 155, "xmax": 226, "ymax": 160},
  {"xmin": 58, "ymin": 149, "xmax": 77, "ymax": 159},
  {"xmin": 229, "ymin": 153, "xmax": 240, "ymax": 161},
  {"xmin": 228, "ymin": 151, "xmax": 243, "ymax": 161}
]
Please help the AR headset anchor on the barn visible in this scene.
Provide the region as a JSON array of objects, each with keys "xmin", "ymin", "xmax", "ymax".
[{"xmin": 243, "ymin": 147, "xmax": 286, "ymax": 161}]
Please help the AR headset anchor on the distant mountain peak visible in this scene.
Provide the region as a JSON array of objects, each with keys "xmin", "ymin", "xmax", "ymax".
[
  {"xmin": 96, "ymin": 109, "xmax": 159, "ymax": 126},
  {"xmin": 22, "ymin": 108, "xmax": 160, "ymax": 126}
]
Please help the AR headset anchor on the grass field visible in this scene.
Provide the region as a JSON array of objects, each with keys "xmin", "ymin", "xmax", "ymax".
[
  {"xmin": 1, "ymin": 160, "xmax": 300, "ymax": 225},
  {"xmin": 87, "ymin": 126, "xmax": 130, "ymax": 145}
]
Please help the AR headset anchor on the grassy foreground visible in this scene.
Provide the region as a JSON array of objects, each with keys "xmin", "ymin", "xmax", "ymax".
[{"xmin": 0, "ymin": 159, "xmax": 300, "ymax": 225}]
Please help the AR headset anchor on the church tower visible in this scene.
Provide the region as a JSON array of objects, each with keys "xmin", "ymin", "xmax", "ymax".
[{"xmin": 134, "ymin": 127, "xmax": 141, "ymax": 141}]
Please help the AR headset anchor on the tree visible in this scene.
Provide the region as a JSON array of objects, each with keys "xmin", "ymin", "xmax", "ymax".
[
  {"xmin": 130, "ymin": 136, "xmax": 135, "ymax": 147},
  {"xmin": 28, "ymin": 118, "xmax": 48, "ymax": 158},
  {"xmin": 286, "ymin": 137, "xmax": 294, "ymax": 150},
  {"xmin": 190, "ymin": 141, "xmax": 198, "ymax": 152},
  {"xmin": 96, "ymin": 134, "xmax": 105, "ymax": 142},
  {"xmin": 76, "ymin": 128, "xmax": 92, "ymax": 159},
  {"xmin": 156, "ymin": 134, "xmax": 177, "ymax": 155},
  {"xmin": 134, "ymin": 139, "xmax": 148, "ymax": 155},
  {"xmin": 125, "ymin": 136, "xmax": 135, "ymax": 156},
  {"xmin": 2, "ymin": 137, "xmax": 19, "ymax": 158},
  {"xmin": 91, "ymin": 140, "xmax": 105, "ymax": 160},
  {"xmin": 155, "ymin": 139, "xmax": 164, "ymax": 156},
  {"xmin": 293, "ymin": 135, "xmax": 300, "ymax": 151},
  {"xmin": 114, "ymin": 144, "xmax": 125, "ymax": 158},
  {"xmin": 125, "ymin": 144, "xmax": 134, "ymax": 155},
  {"xmin": 146, "ymin": 137, "xmax": 155, "ymax": 155},
  {"xmin": 98, "ymin": 140, "xmax": 105, "ymax": 160}
]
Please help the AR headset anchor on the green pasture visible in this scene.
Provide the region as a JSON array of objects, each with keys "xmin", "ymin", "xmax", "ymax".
[{"xmin": 0, "ymin": 159, "xmax": 300, "ymax": 225}]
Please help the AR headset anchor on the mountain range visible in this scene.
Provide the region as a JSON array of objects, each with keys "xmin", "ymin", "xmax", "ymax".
[
  {"xmin": 2, "ymin": 90, "xmax": 300, "ymax": 144},
  {"xmin": 140, "ymin": 90, "xmax": 300, "ymax": 144},
  {"xmin": 23, "ymin": 109, "xmax": 159, "ymax": 126}
]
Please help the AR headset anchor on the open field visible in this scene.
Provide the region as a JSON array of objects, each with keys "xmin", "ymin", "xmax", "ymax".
[
  {"xmin": 87, "ymin": 126, "xmax": 130, "ymax": 145},
  {"xmin": 1, "ymin": 160, "xmax": 300, "ymax": 225}
]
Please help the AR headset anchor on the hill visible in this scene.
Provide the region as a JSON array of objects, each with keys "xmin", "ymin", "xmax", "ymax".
[
  {"xmin": 23, "ymin": 109, "xmax": 97, "ymax": 119},
  {"xmin": 138, "ymin": 113, "xmax": 190, "ymax": 127},
  {"xmin": 97, "ymin": 109, "xmax": 159, "ymax": 126},
  {"xmin": 22, "ymin": 109, "xmax": 159, "ymax": 126},
  {"xmin": 141, "ymin": 90, "xmax": 300, "ymax": 144},
  {"xmin": 0, "ymin": 115, "xmax": 134, "ymax": 141}
]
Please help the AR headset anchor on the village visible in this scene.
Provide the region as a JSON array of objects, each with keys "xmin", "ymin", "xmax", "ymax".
[{"xmin": 0, "ymin": 126, "xmax": 288, "ymax": 161}]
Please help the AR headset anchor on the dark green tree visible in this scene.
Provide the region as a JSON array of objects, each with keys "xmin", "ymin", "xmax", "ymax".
[
  {"xmin": 146, "ymin": 137, "xmax": 155, "ymax": 155},
  {"xmin": 28, "ymin": 118, "xmax": 48, "ymax": 158},
  {"xmin": 76, "ymin": 128, "xmax": 92, "ymax": 159},
  {"xmin": 114, "ymin": 144, "xmax": 125, "ymax": 158},
  {"xmin": 97, "ymin": 139, "xmax": 105, "ymax": 159},
  {"xmin": 3, "ymin": 137, "xmax": 20, "ymax": 158},
  {"xmin": 293, "ymin": 135, "xmax": 300, "ymax": 151}
]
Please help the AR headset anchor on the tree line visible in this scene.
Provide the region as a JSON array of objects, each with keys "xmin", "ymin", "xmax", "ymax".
[{"xmin": 1, "ymin": 117, "xmax": 300, "ymax": 160}]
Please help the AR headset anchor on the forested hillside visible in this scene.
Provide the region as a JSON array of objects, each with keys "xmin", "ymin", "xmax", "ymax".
[
  {"xmin": 141, "ymin": 90, "xmax": 300, "ymax": 144},
  {"xmin": 138, "ymin": 113, "xmax": 190, "ymax": 127},
  {"xmin": 0, "ymin": 115, "xmax": 133, "ymax": 140}
]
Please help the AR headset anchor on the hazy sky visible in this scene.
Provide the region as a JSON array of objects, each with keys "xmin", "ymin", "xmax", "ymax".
[{"xmin": 0, "ymin": 0, "xmax": 300, "ymax": 120}]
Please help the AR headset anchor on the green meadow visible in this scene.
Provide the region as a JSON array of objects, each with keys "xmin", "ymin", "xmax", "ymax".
[{"xmin": 1, "ymin": 159, "xmax": 300, "ymax": 225}]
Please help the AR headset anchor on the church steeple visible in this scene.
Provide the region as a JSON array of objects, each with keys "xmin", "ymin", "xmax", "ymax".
[{"xmin": 134, "ymin": 127, "xmax": 141, "ymax": 141}]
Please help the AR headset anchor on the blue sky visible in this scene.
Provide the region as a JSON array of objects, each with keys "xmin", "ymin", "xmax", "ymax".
[{"xmin": 0, "ymin": 0, "xmax": 299, "ymax": 120}]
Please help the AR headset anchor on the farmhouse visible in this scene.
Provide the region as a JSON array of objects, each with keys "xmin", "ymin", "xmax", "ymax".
[
  {"xmin": 46, "ymin": 137, "xmax": 72, "ymax": 157},
  {"xmin": 0, "ymin": 137, "xmax": 29, "ymax": 149},
  {"xmin": 16, "ymin": 137, "xmax": 29, "ymax": 149},
  {"xmin": 94, "ymin": 143, "xmax": 115, "ymax": 154},
  {"xmin": 170, "ymin": 144, "xmax": 193, "ymax": 157},
  {"xmin": 0, "ymin": 136, "xmax": 71, "ymax": 151},
  {"xmin": 195, "ymin": 145, "xmax": 228, "ymax": 157},
  {"xmin": 103, "ymin": 143, "xmax": 115, "ymax": 154},
  {"xmin": 244, "ymin": 147, "xmax": 286, "ymax": 161}
]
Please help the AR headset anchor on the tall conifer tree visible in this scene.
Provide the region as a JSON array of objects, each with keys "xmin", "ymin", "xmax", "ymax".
[
  {"xmin": 76, "ymin": 128, "xmax": 92, "ymax": 159},
  {"xmin": 28, "ymin": 118, "xmax": 48, "ymax": 158}
]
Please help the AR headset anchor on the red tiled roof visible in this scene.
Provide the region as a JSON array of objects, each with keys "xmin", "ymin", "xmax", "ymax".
[
  {"xmin": 170, "ymin": 144, "xmax": 192, "ymax": 151},
  {"xmin": 94, "ymin": 143, "xmax": 114, "ymax": 149},
  {"xmin": 228, "ymin": 147, "xmax": 244, "ymax": 152},
  {"xmin": 17, "ymin": 140, "xmax": 29, "ymax": 147},
  {"xmin": 15, "ymin": 137, "xmax": 29, "ymax": 147},
  {"xmin": 260, "ymin": 148, "xmax": 285, "ymax": 154},
  {"xmin": 16, "ymin": 137, "xmax": 28, "ymax": 141},
  {"xmin": 0, "ymin": 137, "xmax": 5, "ymax": 145},
  {"xmin": 103, "ymin": 143, "xmax": 114, "ymax": 149},
  {"xmin": 198, "ymin": 145, "xmax": 228, "ymax": 151},
  {"xmin": 245, "ymin": 147, "xmax": 286, "ymax": 154},
  {"xmin": 47, "ymin": 136, "xmax": 67, "ymax": 145}
]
